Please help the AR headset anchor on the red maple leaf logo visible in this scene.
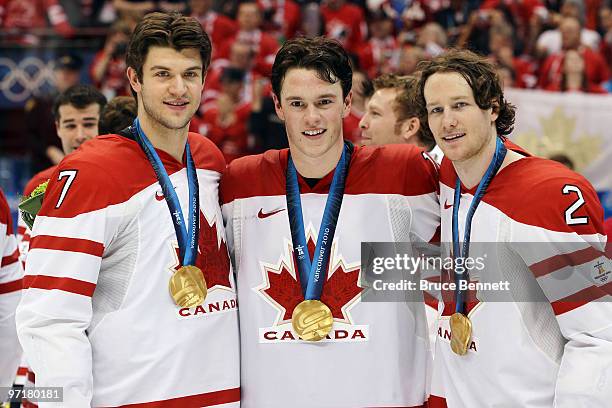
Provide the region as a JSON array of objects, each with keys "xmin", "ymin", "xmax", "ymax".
[
  {"xmin": 174, "ymin": 211, "xmax": 232, "ymax": 290},
  {"xmin": 262, "ymin": 237, "xmax": 362, "ymax": 322}
]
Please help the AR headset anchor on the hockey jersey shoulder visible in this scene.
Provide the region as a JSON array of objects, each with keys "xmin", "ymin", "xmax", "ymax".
[
  {"xmin": 187, "ymin": 132, "xmax": 226, "ymax": 173},
  {"xmin": 220, "ymin": 149, "xmax": 287, "ymax": 204},
  {"xmin": 346, "ymin": 144, "xmax": 438, "ymax": 196},
  {"xmin": 503, "ymin": 157, "xmax": 604, "ymax": 235},
  {"xmin": 0, "ymin": 188, "xmax": 11, "ymax": 228}
]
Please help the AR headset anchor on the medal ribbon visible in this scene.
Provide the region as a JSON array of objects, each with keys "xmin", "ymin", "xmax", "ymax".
[
  {"xmin": 452, "ymin": 137, "xmax": 507, "ymax": 314},
  {"xmin": 131, "ymin": 119, "xmax": 200, "ymax": 266},
  {"xmin": 286, "ymin": 142, "xmax": 353, "ymax": 300}
]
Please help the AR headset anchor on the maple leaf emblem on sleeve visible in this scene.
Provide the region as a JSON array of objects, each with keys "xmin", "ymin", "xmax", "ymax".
[
  {"xmin": 260, "ymin": 237, "xmax": 363, "ymax": 324},
  {"xmin": 174, "ymin": 210, "xmax": 232, "ymax": 290}
]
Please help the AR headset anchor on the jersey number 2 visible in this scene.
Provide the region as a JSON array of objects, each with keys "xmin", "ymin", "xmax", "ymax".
[
  {"xmin": 562, "ymin": 184, "xmax": 588, "ymax": 225},
  {"xmin": 55, "ymin": 170, "xmax": 77, "ymax": 208}
]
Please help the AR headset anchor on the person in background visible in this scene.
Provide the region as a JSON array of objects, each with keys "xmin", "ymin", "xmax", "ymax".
[
  {"xmin": 99, "ymin": 95, "xmax": 137, "ymax": 134},
  {"xmin": 90, "ymin": 21, "xmax": 132, "ymax": 99},
  {"xmin": 25, "ymin": 53, "xmax": 83, "ymax": 174}
]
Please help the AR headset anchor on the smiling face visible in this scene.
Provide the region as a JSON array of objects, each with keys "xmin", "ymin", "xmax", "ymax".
[
  {"xmin": 56, "ymin": 103, "xmax": 101, "ymax": 154},
  {"xmin": 273, "ymin": 68, "xmax": 351, "ymax": 165},
  {"xmin": 423, "ymin": 71, "xmax": 498, "ymax": 164},
  {"xmin": 127, "ymin": 46, "xmax": 204, "ymax": 133},
  {"xmin": 359, "ymin": 88, "xmax": 400, "ymax": 145}
]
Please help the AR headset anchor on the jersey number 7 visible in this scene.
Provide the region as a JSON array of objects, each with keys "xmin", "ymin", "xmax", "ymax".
[{"xmin": 55, "ymin": 170, "xmax": 78, "ymax": 209}]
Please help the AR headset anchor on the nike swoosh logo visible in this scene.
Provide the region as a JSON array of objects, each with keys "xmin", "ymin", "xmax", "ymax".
[
  {"xmin": 258, "ymin": 208, "xmax": 286, "ymax": 219},
  {"xmin": 444, "ymin": 200, "xmax": 453, "ymax": 210}
]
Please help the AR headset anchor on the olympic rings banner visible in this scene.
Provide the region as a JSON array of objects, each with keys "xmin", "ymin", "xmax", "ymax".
[
  {"xmin": 0, "ymin": 49, "xmax": 94, "ymax": 108},
  {"xmin": 505, "ymin": 88, "xmax": 612, "ymax": 218}
]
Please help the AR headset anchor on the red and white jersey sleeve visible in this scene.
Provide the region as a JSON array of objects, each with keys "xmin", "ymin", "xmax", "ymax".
[
  {"xmin": 507, "ymin": 169, "xmax": 611, "ymax": 407},
  {"xmin": 0, "ymin": 188, "xmax": 23, "ymax": 397},
  {"xmin": 430, "ymin": 151, "xmax": 611, "ymax": 408},
  {"xmin": 221, "ymin": 144, "xmax": 439, "ymax": 408},
  {"xmin": 16, "ymin": 134, "xmax": 240, "ymax": 407}
]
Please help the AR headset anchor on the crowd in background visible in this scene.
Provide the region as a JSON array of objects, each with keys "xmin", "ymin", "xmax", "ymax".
[{"xmin": 2, "ymin": 0, "xmax": 612, "ymax": 165}]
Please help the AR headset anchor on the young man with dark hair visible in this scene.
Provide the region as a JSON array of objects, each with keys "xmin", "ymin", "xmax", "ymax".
[
  {"xmin": 221, "ymin": 36, "xmax": 440, "ymax": 407},
  {"xmin": 16, "ymin": 12, "xmax": 239, "ymax": 407},
  {"xmin": 417, "ymin": 49, "xmax": 611, "ymax": 407},
  {"xmin": 360, "ymin": 74, "xmax": 441, "ymax": 160}
]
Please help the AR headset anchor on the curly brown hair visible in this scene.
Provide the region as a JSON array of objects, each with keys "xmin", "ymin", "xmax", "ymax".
[{"xmin": 416, "ymin": 49, "xmax": 516, "ymax": 136}]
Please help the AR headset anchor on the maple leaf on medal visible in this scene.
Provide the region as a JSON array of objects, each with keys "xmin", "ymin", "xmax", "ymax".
[
  {"xmin": 174, "ymin": 211, "xmax": 232, "ymax": 290},
  {"xmin": 263, "ymin": 237, "xmax": 363, "ymax": 322}
]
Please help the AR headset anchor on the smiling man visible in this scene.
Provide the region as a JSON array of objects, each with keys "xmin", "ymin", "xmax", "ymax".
[
  {"xmin": 359, "ymin": 74, "xmax": 442, "ymax": 163},
  {"xmin": 418, "ymin": 49, "xmax": 611, "ymax": 407},
  {"xmin": 221, "ymin": 37, "xmax": 440, "ymax": 407},
  {"xmin": 16, "ymin": 12, "xmax": 239, "ymax": 407}
]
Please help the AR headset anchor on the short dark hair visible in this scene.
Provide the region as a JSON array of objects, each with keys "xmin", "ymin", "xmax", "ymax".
[
  {"xmin": 416, "ymin": 49, "xmax": 516, "ymax": 136},
  {"xmin": 271, "ymin": 36, "xmax": 353, "ymax": 100},
  {"xmin": 99, "ymin": 96, "xmax": 137, "ymax": 134},
  {"xmin": 126, "ymin": 12, "xmax": 212, "ymax": 86},
  {"xmin": 372, "ymin": 74, "xmax": 435, "ymax": 150},
  {"xmin": 53, "ymin": 85, "xmax": 107, "ymax": 122}
]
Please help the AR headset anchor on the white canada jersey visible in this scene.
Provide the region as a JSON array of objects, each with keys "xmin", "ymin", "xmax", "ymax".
[
  {"xmin": 16, "ymin": 133, "xmax": 240, "ymax": 407},
  {"xmin": 429, "ymin": 145, "xmax": 611, "ymax": 408},
  {"xmin": 221, "ymin": 144, "xmax": 440, "ymax": 408},
  {"xmin": 0, "ymin": 188, "xmax": 23, "ymax": 400}
]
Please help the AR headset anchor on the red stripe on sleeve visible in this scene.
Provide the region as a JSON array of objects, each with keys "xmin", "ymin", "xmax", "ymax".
[
  {"xmin": 18, "ymin": 225, "xmax": 27, "ymax": 235},
  {"xmin": 23, "ymin": 275, "xmax": 96, "ymax": 297},
  {"xmin": 530, "ymin": 246, "xmax": 604, "ymax": 278},
  {"xmin": 0, "ymin": 278, "xmax": 23, "ymax": 294},
  {"xmin": 120, "ymin": 387, "xmax": 240, "ymax": 407},
  {"xmin": 551, "ymin": 281, "xmax": 612, "ymax": 315},
  {"xmin": 1, "ymin": 248, "xmax": 19, "ymax": 267},
  {"xmin": 427, "ymin": 395, "xmax": 449, "ymax": 408},
  {"xmin": 30, "ymin": 235, "xmax": 104, "ymax": 257}
]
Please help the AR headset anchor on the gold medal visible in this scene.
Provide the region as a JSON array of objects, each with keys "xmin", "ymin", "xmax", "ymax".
[
  {"xmin": 449, "ymin": 312, "xmax": 472, "ymax": 356},
  {"xmin": 291, "ymin": 300, "xmax": 333, "ymax": 342},
  {"xmin": 169, "ymin": 265, "xmax": 207, "ymax": 308}
]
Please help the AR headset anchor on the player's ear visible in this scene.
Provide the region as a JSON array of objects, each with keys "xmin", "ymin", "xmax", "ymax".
[
  {"xmin": 272, "ymin": 93, "xmax": 285, "ymax": 121},
  {"xmin": 490, "ymin": 99, "xmax": 500, "ymax": 123},
  {"xmin": 400, "ymin": 117, "xmax": 420, "ymax": 143},
  {"xmin": 127, "ymin": 67, "xmax": 141, "ymax": 93},
  {"xmin": 342, "ymin": 90, "xmax": 353, "ymax": 119}
]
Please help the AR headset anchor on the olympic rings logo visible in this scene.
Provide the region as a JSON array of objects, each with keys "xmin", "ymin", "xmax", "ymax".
[{"xmin": 0, "ymin": 56, "xmax": 55, "ymax": 103}]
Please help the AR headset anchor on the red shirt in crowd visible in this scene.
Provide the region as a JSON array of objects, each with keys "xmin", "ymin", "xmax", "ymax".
[
  {"xmin": 321, "ymin": 2, "xmax": 366, "ymax": 55},
  {"xmin": 192, "ymin": 10, "xmax": 238, "ymax": 58},
  {"xmin": 258, "ymin": 0, "xmax": 301, "ymax": 40},
  {"xmin": 218, "ymin": 30, "xmax": 279, "ymax": 77},
  {"xmin": 538, "ymin": 47, "xmax": 610, "ymax": 90}
]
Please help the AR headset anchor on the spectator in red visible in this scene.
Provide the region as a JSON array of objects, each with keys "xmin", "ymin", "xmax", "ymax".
[
  {"xmin": 488, "ymin": 23, "xmax": 537, "ymax": 88},
  {"xmin": 321, "ymin": 0, "xmax": 366, "ymax": 56},
  {"xmin": 258, "ymin": 0, "xmax": 301, "ymax": 41},
  {"xmin": 544, "ymin": 49, "xmax": 607, "ymax": 92},
  {"xmin": 190, "ymin": 0, "xmax": 238, "ymax": 58},
  {"xmin": 90, "ymin": 21, "xmax": 132, "ymax": 100},
  {"xmin": 397, "ymin": 44, "xmax": 425, "ymax": 76},
  {"xmin": 0, "ymin": 0, "xmax": 74, "ymax": 44},
  {"xmin": 538, "ymin": 16, "xmax": 609, "ymax": 89},
  {"xmin": 218, "ymin": 0, "xmax": 279, "ymax": 77},
  {"xmin": 536, "ymin": 0, "xmax": 601, "ymax": 56},
  {"xmin": 201, "ymin": 40, "xmax": 265, "ymax": 112},
  {"xmin": 192, "ymin": 67, "xmax": 252, "ymax": 162},
  {"xmin": 599, "ymin": 5, "xmax": 612, "ymax": 80},
  {"xmin": 417, "ymin": 22, "xmax": 447, "ymax": 57},
  {"xmin": 358, "ymin": 8, "xmax": 399, "ymax": 79}
]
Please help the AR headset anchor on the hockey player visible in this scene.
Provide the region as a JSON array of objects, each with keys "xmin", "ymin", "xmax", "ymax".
[
  {"xmin": 418, "ymin": 49, "xmax": 611, "ymax": 407},
  {"xmin": 16, "ymin": 12, "xmax": 239, "ymax": 406},
  {"xmin": 0, "ymin": 188, "xmax": 23, "ymax": 403},
  {"xmin": 359, "ymin": 73, "xmax": 443, "ymax": 164},
  {"xmin": 221, "ymin": 36, "xmax": 440, "ymax": 407}
]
